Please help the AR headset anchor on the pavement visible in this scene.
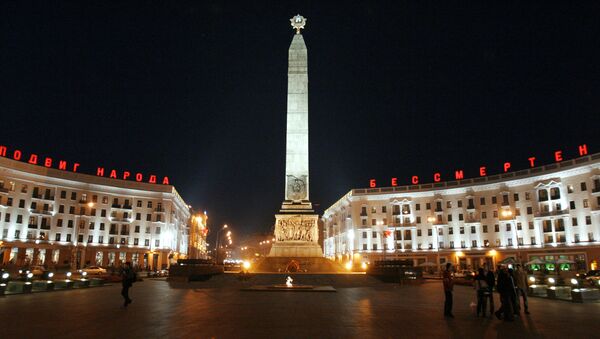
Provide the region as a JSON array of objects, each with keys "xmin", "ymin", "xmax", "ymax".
[{"xmin": 1, "ymin": 274, "xmax": 599, "ymax": 339}]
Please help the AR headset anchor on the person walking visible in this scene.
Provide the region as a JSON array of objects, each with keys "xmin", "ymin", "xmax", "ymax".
[
  {"xmin": 485, "ymin": 264, "xmax": 496, "ymax": 317},
  {"xmin": 443, "ymin": 262, "xmax": 454, "ymax": 318},
  {"xmin": 474, "ymin": 268, "xmax": 489, "ymax": 317},
  {"xmin": 120, "ymin": 262, "xmax": 135, "ymax": 308},
  {"xmin": 508, "ymin": 268, "xmax": 520, "ymax": 316},
  {"xmin": 495, "ymin": 266, "xmax": 515, "ymax": 321},
  {"xmin": 514, "ymin": 264, "xmax": 530, "ymax": 314}
]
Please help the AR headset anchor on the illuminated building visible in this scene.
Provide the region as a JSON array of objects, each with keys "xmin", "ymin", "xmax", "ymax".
[
  {"xmin": 188, "ymin": 211, "xmax": 209, "ymax": 259},
  {"xmin": 0, "ymin": 156, "xmax": 191, "ymax": 270},
  {"xmin": 323, "ymin": 152, "xmax": 600, "ymax": 271}
]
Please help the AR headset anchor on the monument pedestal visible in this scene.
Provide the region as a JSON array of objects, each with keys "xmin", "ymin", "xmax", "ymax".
[{"xmin": 269, "ymin": 213, "xmax": 321, "ymax": 257}]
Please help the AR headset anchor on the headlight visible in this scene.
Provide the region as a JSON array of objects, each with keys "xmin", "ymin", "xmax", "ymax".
[
  {"xmin": 82, "ymin": 272, "xmax": 88, "ymax": 276},
  {"xmin": 570, "ymin": 278, "xmax": 578, "ymax": 285},
  {"xmin": 66, "ymin": 272, "xmax": 72, "ymax": 277},
  {"xmin": 27, "ymin": 273, "xmax": 33, "ymax": 278},
  {"xmin": 529, "ymin": 276, "xmax": 535, "ymax": 282},
  {"xmin": 48, "ymin": 272, "xmax": 54, "ymax": 278},
  {"xmin": 1, "ymin": 272, "xmax": 9, "ymax": 279},
  {"xmin": 548, "ymin": 277, "xmax": 555, "ymax": 284}
]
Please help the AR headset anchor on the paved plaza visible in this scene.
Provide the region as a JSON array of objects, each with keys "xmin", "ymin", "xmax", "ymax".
[{"xmin": 1, "ymin": 274, "xmax": 599, "ymax": 339}]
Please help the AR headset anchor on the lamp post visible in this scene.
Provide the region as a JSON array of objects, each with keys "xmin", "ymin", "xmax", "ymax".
[{"xmin": 214, "ymin": 224, "xmax": 228, "ymax": 265}]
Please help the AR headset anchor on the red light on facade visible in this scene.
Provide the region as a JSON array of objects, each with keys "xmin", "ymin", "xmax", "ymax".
[
  {"xmin": 44, "ymin": 158, "xmax": 52, "ymax": 168},
  {"xmin": 454, "ymin": 170, "xmax": 464, "ymax": 180},
  {"xmin": 503, "ymin": 162, "xmax": 511, "ymax": 172},
  {"xmin": 579, "ymin": 144, "xmax": 588, "ymax": 156},
  {"xmin": 28, "ymin": 154, "xmax": 38, "ymax": 165},
  {"xmin": 135, "ymin": 173, "xmax": 143, "ymax": 182},
  {"xmin": 391, "ymin": 177, "xmax": 398, "ymax": 186},
  {"xmin": 58, "ymin": 161, "xmax": 67, "ymax": 170},
  {"xmin": 433, "ymin": 173, "xmax": 441, "ymax": 182},
  {"xmin": 162, "ymin": 177, "xmax": 170, "ymax": 185},
  {"xmin": 528, "ymin": 157, "xmax": 536, "ymax": 167},
  {"xmin": 123, "ymin": 171, "xmax": 131, "ymax": 180},
  {"xmin": 109, "ymin": 170, "xmax": 117, "ymax": 179},
  {"xmin": 13, "ymin": 150, "xmax": 22, "ymax": 161},
  {"xmin": 479, "ymin": 166, "xmax": 486, "ymax": 177},
  {"xmin": 411, "ymin": 176, "xmax": 419, "ymax": 185}
]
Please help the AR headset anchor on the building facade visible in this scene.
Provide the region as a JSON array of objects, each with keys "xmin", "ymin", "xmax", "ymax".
[
  {"xmin": 0, "ymin": 156, "xmax": 192, "ymax": 270},
  {"xmin": 323, "ymin": 153, "xmax": 600, "ymax": 271}
]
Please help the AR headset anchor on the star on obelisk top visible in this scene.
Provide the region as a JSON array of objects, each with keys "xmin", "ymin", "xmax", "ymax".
[{"xmin": 290, "ymin": 14, "xmax": 307, "ymax": 34}]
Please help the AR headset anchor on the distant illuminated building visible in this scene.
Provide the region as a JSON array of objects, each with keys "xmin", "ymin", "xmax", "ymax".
[
  {"xmin": 188, "ymin": 211, "xmax": 209, "ymax": 259},
  {"xmin": 323, "ymin": 152, "xmax": 600, "ymax": 271},
  {"xmin": 0, "ymin": 156, "xmax": 192, "ymax": 270}
]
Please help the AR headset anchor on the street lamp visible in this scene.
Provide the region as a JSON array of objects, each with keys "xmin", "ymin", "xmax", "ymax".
[{"xmin": 214, "ymin": 224, "xmax": 228, "ymax": 265}]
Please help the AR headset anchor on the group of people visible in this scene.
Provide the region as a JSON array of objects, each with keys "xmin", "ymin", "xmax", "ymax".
[{"xmin": 443, "ymin": 262, "xmax": 530, "ymax": 321}]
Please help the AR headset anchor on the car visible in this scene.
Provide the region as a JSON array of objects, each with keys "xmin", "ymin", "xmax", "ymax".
[
  {"xmin": 82, "ymin": 266, "xmax": 107, "ymax": 275},
  {"xmin": 29, "ymin": 266, "xmax": 46, "ymax": 276},
  {"xmin": 585, "ymin": 270, "xmax": 600, "ymax": 286}
]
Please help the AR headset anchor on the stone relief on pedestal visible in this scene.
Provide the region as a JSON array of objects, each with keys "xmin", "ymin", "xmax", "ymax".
[
  {"xmin": 275, "ymin": 217, "xmax": 318, "ymax": 242},
  {"xmin": 286, "ymin": 175, "xmax": 307, "ymax": 201}
]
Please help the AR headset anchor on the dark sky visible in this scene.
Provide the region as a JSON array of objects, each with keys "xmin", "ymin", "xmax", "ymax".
[{"xmin": 2, "ymin": 2, "xmax": 599, "ymax": 240}]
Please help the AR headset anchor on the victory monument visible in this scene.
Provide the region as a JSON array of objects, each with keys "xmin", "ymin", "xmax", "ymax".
[
  {"xmin": 257, "ymin": 15, "xmax": 339, "ymax": 272},
  {"xmin": 269, "ymin": 14, "xmax": 322, "ymax": 258}
]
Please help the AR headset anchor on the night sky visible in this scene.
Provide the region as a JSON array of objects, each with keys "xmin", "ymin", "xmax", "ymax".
[{"xmin": 2, "ymin": 2, "xmax": 599, "ymax": 240}]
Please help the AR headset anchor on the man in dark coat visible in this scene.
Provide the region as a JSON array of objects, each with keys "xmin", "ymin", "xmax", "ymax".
[
  {"xmin": 121, "ymin": 262, "xmax": 135, "ymax": 307},
  {"xmin": 485, "ymin": 264, "xmax": 496, "ymax": 316},
  {"xmin": 495, "ymin": 266, "xmax": 516, "ymax": 321},
  {"xmin": 443, "ymin": 262, "xmax": 454, "ymax": 318}
]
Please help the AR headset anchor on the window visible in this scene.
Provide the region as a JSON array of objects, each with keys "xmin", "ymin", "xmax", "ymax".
[
  {"xmin": 361, "ymin": 206, "xmax": 367, "ymax": 215},
  {"xmin": 460, "ymin": 227, "xmax": 464, "ymax": 234},
  {"xmin": 416, "ymin": 204, "xmax": 421, "ymax": 211},
  {"xmin": 144, "ymin": 239, "xmax": 150, "ymax": 246},
  {"xmin": 417, "ymin": 229, "xmax": 422, "ymax": 236},
  {"xmin": 371, "ymin": 206, "xmax": 376, "ymax": 213},
  {"xmin": 436, "ymin": 201, "xmax": 442, "ymax": 211},
  {"xmin": 507, "ymin": 238, "xmax": 513, "ymax": 246},
  {"xmin": 102, "ymin": 196, "xmax": 108, "ymax": 204},
  {"xmin": 527, "ymin": 207, "xmax": 532, "ymax": 215},
  {"xmin": 506, "ymin": 224, "xmax": 511, "ymax": 232},
  {"xmin": 101, "ymin": 209, "xmax": 107, "ymax": 217},
  {"xmin": 471, "ymin": 226, "xmax": 476, "ymax": 234},
  {"xmin": 88, "ymin": 235, "xmax": 93, "ymax": 243},
  {"xmin": 155, "ymin": 227, "xmax": 161, "ymax": 234},
  {"xmin": 513, "ymin": 193, "xmax": 519, "ymax": 202},
  {"xmin": 98, "ymin": 236, "xmax": 104, "ymax": 244},
  {"xmin": 427, "ymin": 229, "xmax": 432, "ymax": 236},
  {"xmin": 574, "ymin": 234, "xmax": 580, "ymax": 243},
  {"xmin": 531, "ymin": 237, "xmax": 536, "ymax": 245},
  {"xmin": 67, "ymin": 220, "xmax": 73, "ymax": 228},
  {"xmin": 446, "ymin": 201, "xmax": 452, "ymax": 209},
  {"xmin": 381, "ymin": 206, "xmax": 387, "ymax": 213},
  {"xmin": 494, "ymin": 224, "xmax": 499, "ymax": 232},
  {"xmin": 134, "ymin": 238, "xmax": 139, "ymax": 245},
  {"xmin": 371, "ymin": 219, "xmax": 376, "ymax": 226},
  {"xmin": 146, "ymin": 214, "xmax": 151, "ymax": 221},
  {"xmin": 147, "ymin": 201, "xmax": 153, "ymax": 208},
  {"xmin": 492, "ymin": 196, "xmax": 497, "ymax": 204},
  {"xmin": 362, "ymin": 244, "xmax": 367, "ymax": 250},
  {"xmin": 426, "ymin": 203, "xmax": 431, "ymax": 210},
  {"xmin": 586, "ymin": 216, "xmax": 592, "ymax": 225},
  {"xmin": 156, "ymin": 215, "xmax": 162, "ymax": 222},
  {"xmin": 480, "ymin": 197, "xmax": 485, "ymax": 205},
  {"xmin": 538, "ymin": 190, "xmax": 548, "ymax": 201},
  {"xmin": 92, "ymin": 195, "xmax": 98, "ymax": 203},
  {"xmin": 100, "ymin": 223, "xmax": 105, "ymax": 230},
  {"xmin": 19, "ymin": 199, "xmax": 25, "ymax": 208},
  {"xmin": 572, "ymin": 217, "xmax": 578, "ymax": 226},
  {"xmin": 89, "ymin": 222, "xmax": 95, "ymax": 230},
  {"xmin": 69, "ymin": 206, "xmax": 74, "ymax": 214},
  {"xmin": 482, "ymin": 212, "xmax": 487, "ymax": 219},
  {"xmin": 137, "ymin": 200, "xmax": 142, "ymax": 207},
  {"xmin": 91, "ymin": 208, "xmax": 96, "ymax": 216},
  {"xmin": 472, "ymin": 240, "xmax": 477, "ymax": 248},
  {"xmin": 449, "ymin": 241, "xmax": 454, "ymax": 249},
  {"xmin": 448, "ymin": 227, "xmax": 453, "ymax": 235},
  {"xmin": 458, "ymin": 214, "xmax": 464, "ymax": 221},
  {"xmin": 109, "ymin": 237, "xmax": 115, "ymax": 244},
  {"xmin": 70, "ymin": 192, "xmax": 76, "ymax": 200},
  {"xmin": 482, "ymin": 225, "xmax": 488, "ymax": 233},
  {"xmin": 583, "ymin": 199, "xmax": 589, "ymax": 208},
  {"xmin": 457, "ymin": 200, "xmax": 462, "ymax": 208},
  {"xmin": 550, "ymin": 187, "xmax": 560, "ymax": 200},
  {"xmin": 448, "ymin": 214, "xmax": 453, "ymax": 222},
  {"xmin": 372, "ymin": 231, "xmax": 377, "ymax": 238},
  {"xmin": 460, "ymin": 240, "xmax": 466, "ymax": 248},
  {"xmin": 529, "ymin": 221, "xmax": 534, "ymax": 230},
  {"xmin": 372, "ymin": 243, "xmax": 377, "ymax": 250},
  {"xmin": 493, "ymin": 211, "xmax": 498, "ymax": 218},
  {"xmin": 570, "ymin": 201, "xmax": 576, "ymax": 209},
  {"xmin": 416, "ymin": 216, "xmax": 421, "ymax": 223},
  {"xmin": 517, "ymin": 222, "xmax": 522, "ymax": 230},
  {"xmin": 567, "ymin": 185, "xmax": 574, "ymax": 193},
  {"xmin": 581, "ymin": 182, "xmax": 587, "ymax": 191},
  {"xmin": 525, "ymin": 192, "xmax": 530, "ymax": 200},
  {"xmin": 361, "ymin": 219, "xmax": 366, "ymax": 226},
  {"xmin": 4, "ymin": 213, "xmax": 10, "ymax": 222},
  {"xmin": 6, "ymin": 197, "xmax": 13, "ymax": 206},
  {"xmin": 60, "ymin": 190, "xmax": 66, "ymax": 199},
  {"xmin": 135, "ymin": 225, "xmax": 140, "ymax": 233},
  {"xmin": 55, "ymin": 233, "xmax": 61, "ymax": 241},
  {"xmin": 66, "ymin": 234, "xmax": 72, "ymax": 242},
  {"xmin": 16, "ymin": 215, "xmax": 23, "ymax": 224}
]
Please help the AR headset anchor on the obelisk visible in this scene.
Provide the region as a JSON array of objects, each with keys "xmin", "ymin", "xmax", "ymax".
[{"xmin": 269, "ymin": 14, "xmax": 322, "ymax": 258}]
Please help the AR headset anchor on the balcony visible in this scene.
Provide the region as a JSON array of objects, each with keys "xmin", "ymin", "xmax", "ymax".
[
  {"xmin": 465, "ymin": 217, "xmax": 481, "ymax": 223},
  {"xmin": 30, "ymin": 209, "xmax": 53, "ymax": 216},
  {"xmin": 0, "ymin": 187, "xmax": 9, "ymax": 194},
  {"xmin": 154, "ymin": 207, "xmax": 165, "ymax": 213},
  {"xmin": 592, "ymin": 187, "xmax": 600, "ymax": 194},
  {"xmin": 111, "ymin": 204, "xmax": 122, "ymax": 209},
  {"xmin": 28, "ymin": 223, "xmax": 38, "ymax": 229},
  {"xmin": 32, "ymin": 193, "xmax": 54, "ymax": 201},
  {"xmin": 534, "ymin": 209, "xmax": 570, "ymax": 218},
  {"xmin": 109, "ymin": 230, "xmax": 118, "ymax": 235},
  {"xmin": 112, "ymin": 217, "xmax": 131, "ymax": 223},
  {"xmin": 120, "ymin": 231, "xmax": 130, "ymax": 236},
  {"xmin": 123, "ymin": 205, "xmax": 132, "ymax": 210}
]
